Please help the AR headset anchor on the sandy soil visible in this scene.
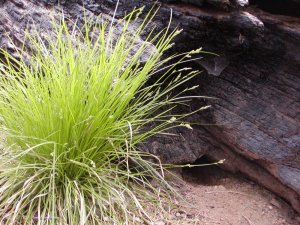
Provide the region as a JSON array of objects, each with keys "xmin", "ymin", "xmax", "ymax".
[{"xmin": 150, "ymin": 163, "xmax": 300, "ymax": 225}]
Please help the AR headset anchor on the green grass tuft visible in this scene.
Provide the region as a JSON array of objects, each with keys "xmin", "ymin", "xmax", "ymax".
[{"xmin": 0, "ymin": 8, "xmax": 203, "ymax": 224}]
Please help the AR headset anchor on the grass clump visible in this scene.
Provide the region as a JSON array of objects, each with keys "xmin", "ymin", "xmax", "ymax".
[{"xmin": 0, "ymin": 8, "xmax": 203, "ymax": 225}]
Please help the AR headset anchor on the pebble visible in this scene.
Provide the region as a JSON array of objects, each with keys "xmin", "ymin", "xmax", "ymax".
[
  {"xmin": 268, "ymin": 205, "xmax": 273, "ymax": 210},
  {"xmin": 175, "ymin": 212, "xmax": 181, "ymax": 217}
]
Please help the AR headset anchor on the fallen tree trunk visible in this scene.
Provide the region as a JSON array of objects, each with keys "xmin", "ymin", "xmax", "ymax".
[{"xmin": 0, "ymin": 0, "xmax": 300, "ymax": 214}]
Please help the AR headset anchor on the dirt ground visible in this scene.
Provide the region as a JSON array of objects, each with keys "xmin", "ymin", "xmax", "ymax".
[{"xmin": 150, "ymin": 163, "xmax": 300, "ymax": 225}]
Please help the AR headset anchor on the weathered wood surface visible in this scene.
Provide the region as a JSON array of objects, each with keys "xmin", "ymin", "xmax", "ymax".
[{"xmin": 0, "ymin": 0, "xmax": 300, "ymax": 214}]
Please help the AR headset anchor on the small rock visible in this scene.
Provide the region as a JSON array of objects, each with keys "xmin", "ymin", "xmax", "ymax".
[
  {"xmin": 175, "ymin": 212, "xmax": 181, "ymax": 217},
  {"xmin": 268, "ymin": 205, "xmax": 273, "ymax": 210}
]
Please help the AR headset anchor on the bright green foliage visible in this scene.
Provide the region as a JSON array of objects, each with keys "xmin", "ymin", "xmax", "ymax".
[{"xmin": 0, "ymin": 9, "xmax": 202, "ymax": 224}]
